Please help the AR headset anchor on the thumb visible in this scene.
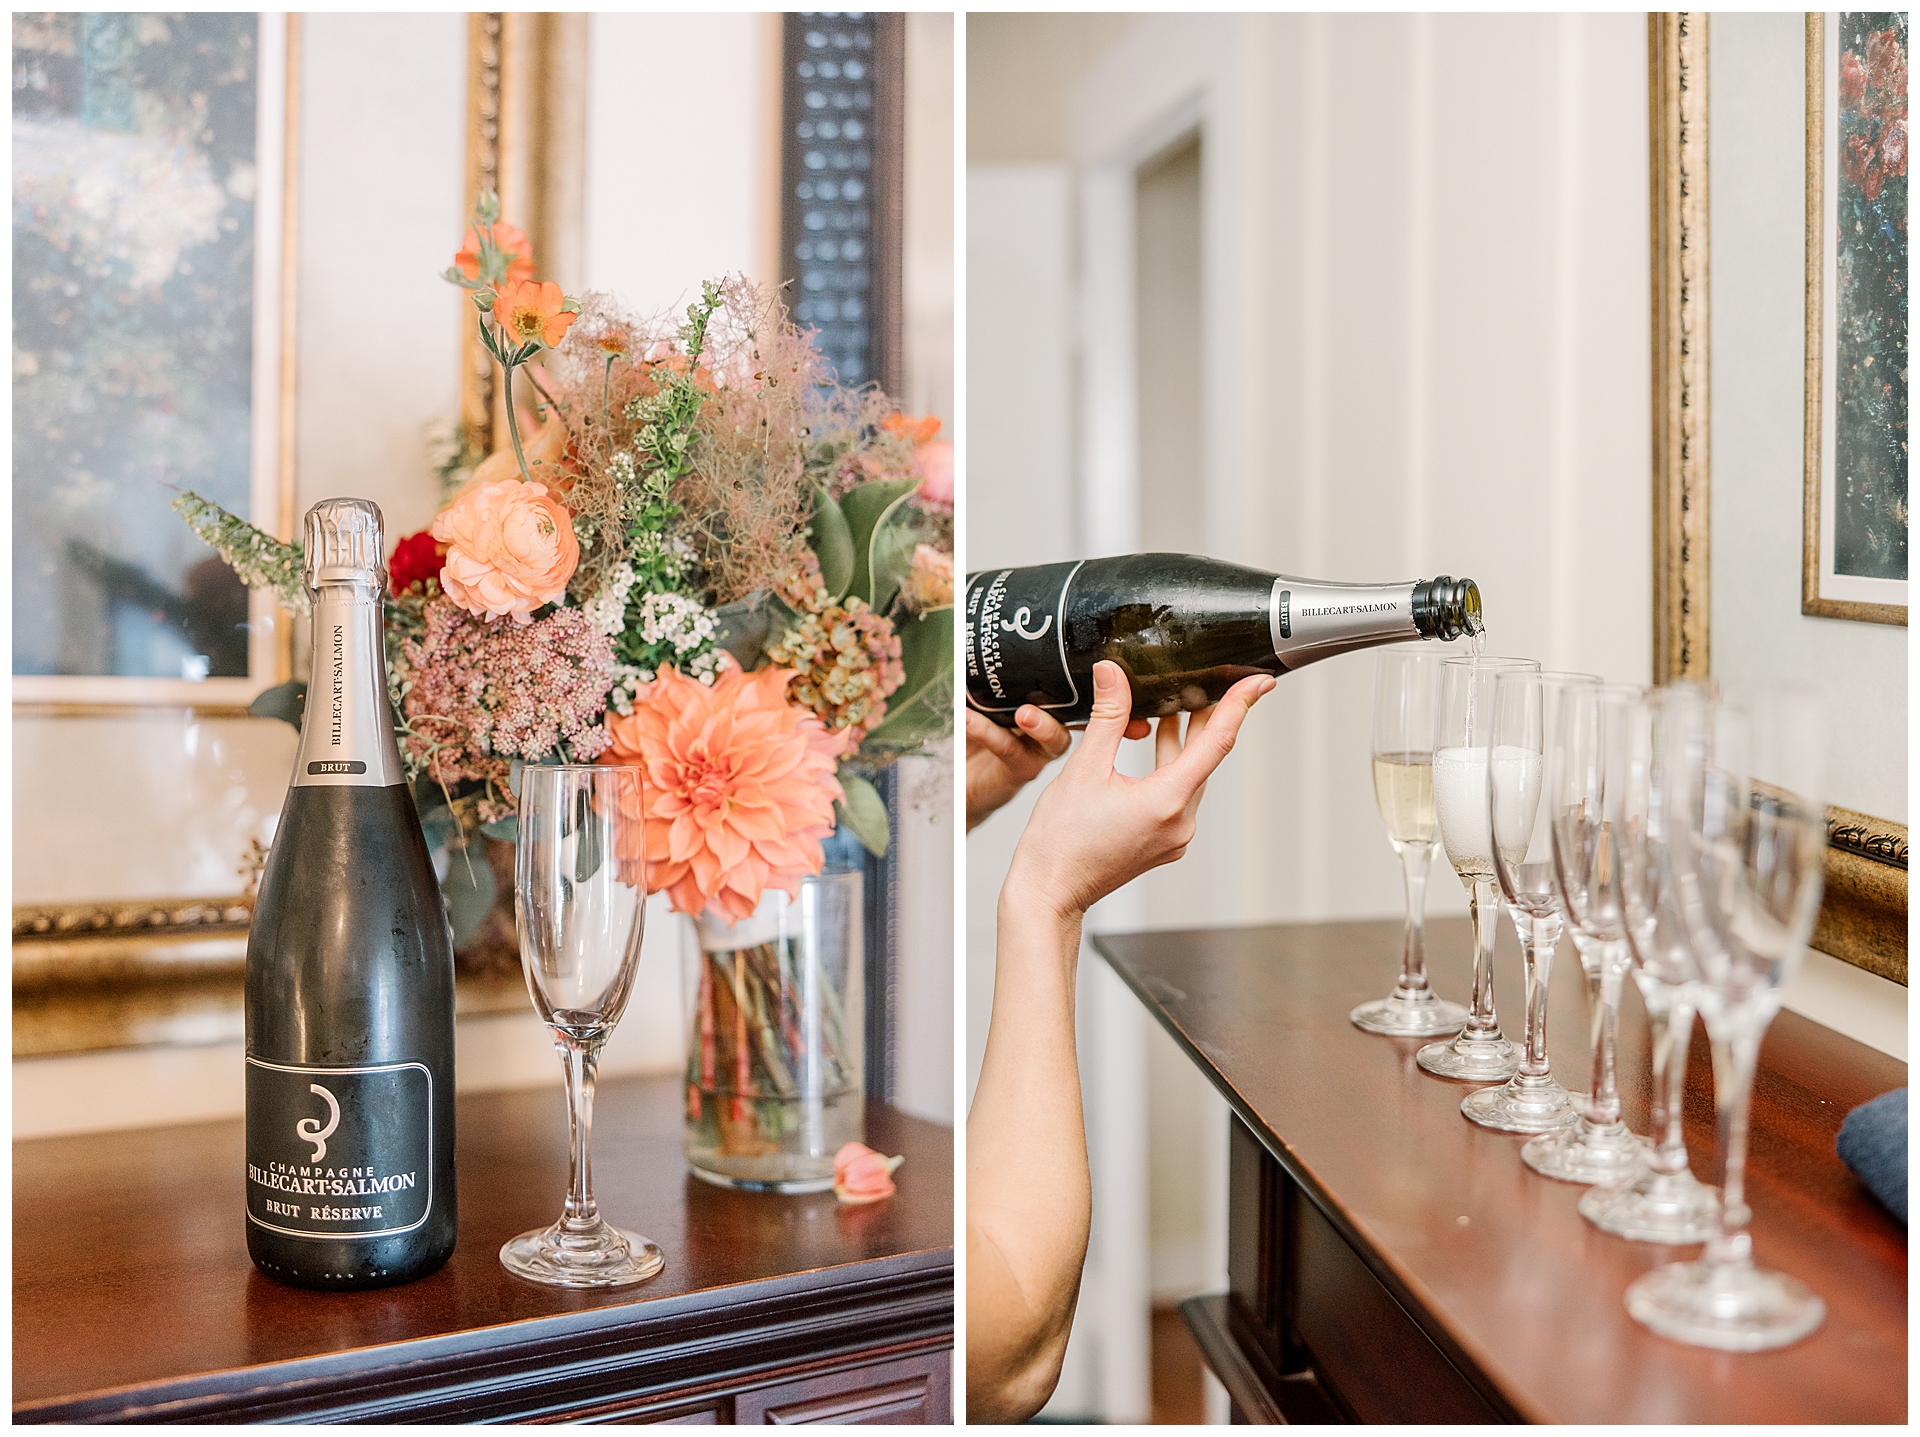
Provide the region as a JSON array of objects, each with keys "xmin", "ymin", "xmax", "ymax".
[{"xmin": 1073, "ymin": 661, "xmax": 1133, "ymax": 773}]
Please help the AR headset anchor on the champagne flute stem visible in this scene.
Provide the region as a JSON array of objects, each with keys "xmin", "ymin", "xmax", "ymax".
[
  {"xmin": 1466, "ymin": 880, "xmax": 1500, "ymax": 1037},
  {"xmin": 1660, "ymin": 994, "xmax": 1696, "ymax": 1171},
  {"xmin": 1397, "ymin": 844, "xmax": 1435, "ymax": 996},
  {"xmin": 1705, "ymin": 1017, "xmax": 1762, "ymax": 1267},
  {"xmin": 561, "ymin": 1038, "xmax": 602, "ymax": 1228},
  {"xmin": 1584, "ymin": 945, "xmax": 1625, "ymax": 1128},
  {"xmin": 1520, "ymin": 915, "xmax": 1557, "ymax": 1077}
]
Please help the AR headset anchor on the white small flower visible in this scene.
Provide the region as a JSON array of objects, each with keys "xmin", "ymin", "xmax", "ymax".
[
  {"xmin": 637, "ymin": 590, "xmax": 717, "ymax": 656},
  {"xmin": 583, "ymin": 563, "xmax": 636, "ymax": 636}
]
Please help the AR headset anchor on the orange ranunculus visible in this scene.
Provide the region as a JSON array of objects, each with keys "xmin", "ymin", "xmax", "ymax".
[
  {"xmin": 493, "ymin": 279, "xmax": 577, "ymax": 350},
  {"xmin": 454, "ymin": 222, "xmax": 534, "ymax": 284},
  {"xmin": 430, "ymin": 476, "xmax": 579, "ymax": 623},
  {"xmin": 601, "ymin": 662, "xmax": 849, "ymax": 924},
  {"xmin": 833, "ymin": 1141, "xmax": 903, "ymax": 1204},
  {"xmin": 882, "ymin": 412, "xmax": 942, "ymax": 444}
]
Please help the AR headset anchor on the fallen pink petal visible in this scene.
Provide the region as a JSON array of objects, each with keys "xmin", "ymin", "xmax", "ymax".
[{"xmin": 833, "ymin": 1141, "xmax": 905, "ymax": 1204}]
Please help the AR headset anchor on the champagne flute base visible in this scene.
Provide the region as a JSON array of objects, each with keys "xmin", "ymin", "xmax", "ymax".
[
  {"xmin": 1579, "ymin": 1169, "xmax": 1720, "ymax": 1244},
  {"xmin": 1460, "ymin": 1075, "xmax": 1579, "ymax": 1133},
  {"xmin": 1416, "ymin": 1029, "xmax": 1519, "ymax": 1081},
  {"xmin": 1521, "ymin": 1120, "xmax": 1649, "ymax": 1184},
  {"xmin": 1350, "ymin": 991, "xmax": 1468, "ymax": 1037},
  {"xmin": 501, "ymin": 1218, "xmax": 666, "ymax": 1288},
  {"xmin": 1625, "ymin": 1257, "xmax": 1825, "ymax": 1351}
]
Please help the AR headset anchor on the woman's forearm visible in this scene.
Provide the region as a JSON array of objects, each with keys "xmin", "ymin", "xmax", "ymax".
[{"xmin": 965, "ymin": 882, "xmax": 1093, "ymax": 1421}]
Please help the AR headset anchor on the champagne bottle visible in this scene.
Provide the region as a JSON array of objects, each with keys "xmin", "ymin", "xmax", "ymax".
[
  {"xmin": 244, "ymin": 498, "xmax": 457, "ymax": 1289},
  {"xmin": 965, "ymin": 553, "xmax": 1482, "ymax": 727}
]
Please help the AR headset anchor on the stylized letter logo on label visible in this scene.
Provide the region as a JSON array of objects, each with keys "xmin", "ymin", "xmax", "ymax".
[
  {"xmin": 1001, "ymin": 606, "xmax": 1053, "ymax": 642},
  {"xmin": 297, "ymin": 1082, "xmax": 341, "ymax": 1161}
]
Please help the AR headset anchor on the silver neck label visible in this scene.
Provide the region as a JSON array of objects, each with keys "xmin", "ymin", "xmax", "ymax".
[
  {"xmin": 292, "ymin": 584, "xmax": 405, "ymax": 787},
  {"xmin": 1270, "ymin": 578, "xmax": 1420, "ymax": 669}
]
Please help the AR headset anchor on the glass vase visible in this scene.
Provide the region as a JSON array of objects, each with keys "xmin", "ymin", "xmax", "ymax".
[{"xmin": 683, "ymin": 869, "xmax": 865, "ymax": 1192}]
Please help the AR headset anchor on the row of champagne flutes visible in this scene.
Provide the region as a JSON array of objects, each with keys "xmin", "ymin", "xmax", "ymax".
[{"xmin": 1358, "ymin": 646, "xmax": 1829, "ymax": 1352}]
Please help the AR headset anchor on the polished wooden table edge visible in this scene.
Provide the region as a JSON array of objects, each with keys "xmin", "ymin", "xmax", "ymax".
[
  {"xmin": 14, "ymin": 1249, "xmax": 955, "ymax": 1424},
  {"xmin": 1094, "ymin": 926, "xmax": 1554, "ymax": 1424}
]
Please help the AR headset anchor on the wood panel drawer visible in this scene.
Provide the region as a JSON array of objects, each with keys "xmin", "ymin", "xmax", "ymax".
[
  {"xmin": 1288, "ymin": 1189, "xmax": 1500, "ymax": 1424},
  {"xmin": 734, "ymin": 1350, "xmax": 950, "ymax": 1425}
]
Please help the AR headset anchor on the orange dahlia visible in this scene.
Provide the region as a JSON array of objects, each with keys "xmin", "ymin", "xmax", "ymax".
[{"xmin": 602, "ymin": 662, "xmax": 849, "ymax": 923}]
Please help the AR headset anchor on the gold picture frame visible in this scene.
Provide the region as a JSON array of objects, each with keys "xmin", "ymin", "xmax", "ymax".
[
  {"xmin": 1801, "ymin": 13, "xmax": 1908, "ymax": 627},
  {"xmin": 1649, "ymin": 12, "xmax": 1906, "ymax": 986}
]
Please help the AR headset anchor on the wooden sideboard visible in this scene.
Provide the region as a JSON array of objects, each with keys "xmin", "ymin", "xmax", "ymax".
[
  {"xmin": 1092, "ymin": 917, "xmax": 1906, "ymax": 1425},
  {"xmin": 13, "ymin": 1076, "xmax": 952, "ymax": 1423}
]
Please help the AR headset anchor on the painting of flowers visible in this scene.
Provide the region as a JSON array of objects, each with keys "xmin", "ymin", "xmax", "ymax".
[
  {"xmin": 1811, "ymin": 12, "xmax": 1910, "ymax": 621},
  {"xmin": 12, "ymin": 13, "xmax": 272, "ymax": 680}
]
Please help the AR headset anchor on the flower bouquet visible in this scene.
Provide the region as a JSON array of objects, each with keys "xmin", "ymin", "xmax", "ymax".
[{"xmin": 175, "ymin": 193, "xmax": 954, "ymax": 1182}]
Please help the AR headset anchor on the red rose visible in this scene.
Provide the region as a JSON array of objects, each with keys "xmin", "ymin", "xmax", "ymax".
[
  {"xmin": 1884, "ymin": 118, "xmax": 1908, "ymax": 178},
  {"xmin": 1840, "ymin": 51, "xmax": 1868, "ymax": 110},
  {"xmin": 1864, "ymin": 28, "xmax": 1907, "ymax": 105},
  {"xmin": 389, "ymin": 529, "xmax": 448, "ymax": 595},
  {"xmin": 1843, "ymin": 132, "xmax": 1886, "ymax": 200}
]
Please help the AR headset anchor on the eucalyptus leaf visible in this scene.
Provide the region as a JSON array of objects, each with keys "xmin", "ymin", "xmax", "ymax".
[
  {"xmin": 440, "ymin": 844, "xmax": 496, "ymax": 948},
  {"xmin": 839, "ymin": 477, "xmax": 919, "ymax": 607},
  {"xmin": 809, "ymin": 485, "xmax": 856, "ymax": 599},
  {"xmin": 861, "ymin": 605, "xmax": 955, "ymax": 750},
  {"xmin": 248, "ymin": 679, "xmax": 307, "ymax": 731},
  {"xmin": 835, "ymin": 771, "xmax": 891, "ymax": 857},
  {"xmin": 479, "ymin": 815, "xmax": 519, "ymax": 843}
]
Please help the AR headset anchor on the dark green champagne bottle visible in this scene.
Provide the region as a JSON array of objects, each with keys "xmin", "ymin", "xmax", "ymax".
[
  {"xmin": 965, "ymin": 554, "xmax": 1482, "ymax": 727},
  {"xmin": 244, "ymin": 498, "xmax": 457, "ymax": 1289}
]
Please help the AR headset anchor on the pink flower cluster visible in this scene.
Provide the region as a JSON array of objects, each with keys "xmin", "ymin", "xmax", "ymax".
[{"xmin": 402, "ymin": 596, "xmax": 614, "ymax": 808}]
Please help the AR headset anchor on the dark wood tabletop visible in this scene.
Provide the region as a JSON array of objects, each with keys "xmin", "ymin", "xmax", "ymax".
[
  {"xmin": 1093, "ymin": 916, "xmax": 1907, "ymax": 1426},
  {"xmin": 14, "ymin": 1074, "xmax": 953, "ymax": 1423}
]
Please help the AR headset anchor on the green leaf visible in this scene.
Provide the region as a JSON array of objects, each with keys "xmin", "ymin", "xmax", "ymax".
[
  {"xmin": 479, "ymin": 815, "xmax": 519, "ymax": 843},
  {"xmin": 834, "ymin": 770, "xmax": 891, "ymax": 857},
  {"xmin": 867, "ymin": 515, "xmax": 918, "ymax": 617},
  {"xmin": 712, "ymin": 590, "xmax": 773, "ymax": 670},
  {"xmin": 809, "ymin": 485, "xmax": 856, "ymax": 599},
  {"xmin": 248, "ymin": 679, "xmax": 307, "ymax": 731},
  {"xmin": 839, "ymin": 477, "xmax": 920, "ymax": 607},
  {"xmin": 440, "ymin": 843, "xmax": 496, "ymax": 948},
  {"xmin": 861, "ymin": 606, "xmax": 955, "ymax": 750}
]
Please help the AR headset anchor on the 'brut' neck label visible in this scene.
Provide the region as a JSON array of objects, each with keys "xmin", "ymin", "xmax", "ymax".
[{"xmin": 245, "ymin": 1058, "xmax": 433, "ymax": 1239}]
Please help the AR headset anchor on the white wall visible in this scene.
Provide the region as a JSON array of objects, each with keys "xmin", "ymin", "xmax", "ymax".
[
  {"xmin": 1709, "ymin": 12, "xmax": 1908, "ymax": 1057},
  {"xmin": 968, "ymin": 12, "xmax": 1654, "ymax": 1423},
  {"xmin": 582, "ymin": 13, "xmax": 781, "ymax": 314}
]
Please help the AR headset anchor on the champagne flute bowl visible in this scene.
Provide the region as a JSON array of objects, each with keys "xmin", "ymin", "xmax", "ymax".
[
  {"xmin": 1416, "ymin": 654, "xmax": 1539, "ymax": 1082},
  {"xmin": 1625, "ymin": 689, "xmax": 1828, "ymax": 1351},
  {"xmin": 1580, "ymin": 683, "xmax": 1720, "ymax": 1243},
  {"xmin": 1521, "ymin": 683, "xmax": 1652, "ymax": 1184},
  {"xmin": 1463, "ymin": 670, "xmax": 1597, "ymax": 1133},
  {"xmin": 501, "ymin": 763, "xmax": 665, "ymax": 1288},
  {"xmin": 1352, "ymin": 647, "xmax": 1470, "ymax": 1038}
]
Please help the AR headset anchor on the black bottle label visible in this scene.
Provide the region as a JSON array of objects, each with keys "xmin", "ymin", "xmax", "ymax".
[
  {"xmin": 964, "ymin": 560, "xmax": 1084, "ymax": 715},
  {"xmin": 244, "ymin": 1057, "xmax": 434, "ymax": 1240}
]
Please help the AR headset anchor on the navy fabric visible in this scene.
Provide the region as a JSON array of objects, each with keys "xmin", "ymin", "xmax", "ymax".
[{"xmin": 1835, "ymin": 1087, "xmax": 1908, "ymax": 1225}]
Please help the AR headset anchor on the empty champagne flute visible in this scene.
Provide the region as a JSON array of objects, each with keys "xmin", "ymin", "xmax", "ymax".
[
  {"xmin": 1353, "ymin": 647, "xmax": 1470, "ymax": 1037},
  {"xmin": 1463, "ymin": 670, "xmax": 1596, "ymax": 1132},
  {"xmin": 1416, "ymin": 654, "xmax": 1538, "ymax": 1081},
  {"xmin": 1522, "ymin": 683, "xmax": 1651, "ymax": 1183},
  {"xmin": 501, "ymin": 764, "xmax": 666, "ymax": 1288},
  {"xmin": 1626, "ymin": 688, "xmax": 1827, "ymax": 1350},
  {"xmin": 1581, "ymin": 682, "xmax": 1719, "ymax": 1242}
]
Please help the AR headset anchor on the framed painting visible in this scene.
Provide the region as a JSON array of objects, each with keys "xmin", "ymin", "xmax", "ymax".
[
  {"xmin": 1803, "ymin": 12, "xmax": 1908, "ymax": 626},
  {"xmin": 11, "ymin": 11, "xmax": 299, "ymax": 712}
]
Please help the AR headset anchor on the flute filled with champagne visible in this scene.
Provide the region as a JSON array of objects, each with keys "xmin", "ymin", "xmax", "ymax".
[{"xmin": 965, "ymin": 554, "xmax": 1482, "ymax": 727}]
